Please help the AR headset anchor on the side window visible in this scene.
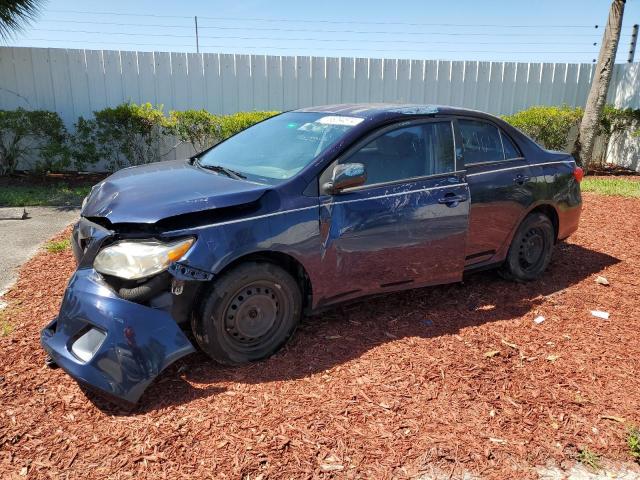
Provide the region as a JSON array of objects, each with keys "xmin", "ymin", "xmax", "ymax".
[
  {"xmin": 344, "ymin": 122, "xmax": 455, "ymax": 186},
  {"xmin": 500, "ymin": 131, "xmax": 521, "ymax": 159},
  {"xmin": 459, "ymin": 119, "xmax": 505, "ymax": 164},
  {"xmin": 425, "ymin": 122, "xmax": 455, "ymax": 175}
]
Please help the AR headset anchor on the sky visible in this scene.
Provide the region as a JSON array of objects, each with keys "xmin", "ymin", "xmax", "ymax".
[{"xmin": 5, "ymin": 0, "xmax": 640, "ymax": 63}]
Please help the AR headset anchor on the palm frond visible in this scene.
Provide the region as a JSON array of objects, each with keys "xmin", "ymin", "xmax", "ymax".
[{"xmin": 0, "ymin": 0, "xmax": 45, "ymax": 41}]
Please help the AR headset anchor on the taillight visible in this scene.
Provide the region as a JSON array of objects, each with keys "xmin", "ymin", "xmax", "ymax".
[{"xmin": 573, "ymin": 166, "xmax": 584, "ymax": 182}]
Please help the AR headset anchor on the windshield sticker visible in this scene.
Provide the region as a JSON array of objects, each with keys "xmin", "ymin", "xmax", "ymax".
[{"xmin": 316, "ymin": 116, "xmax": 364, "ymax": 126}]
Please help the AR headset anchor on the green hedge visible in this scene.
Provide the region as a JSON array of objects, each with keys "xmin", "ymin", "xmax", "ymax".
[
  {"xmin": 502, "ymin": 105, "xmax": 640, "ymax": 153},
  {"xmin": 1, "ymin": 102, "xmax": 638, "ymax": 175},
  {"xmin": 0, "ymin": 104, "xmax": 279, "ymax": 175},
  {"xmin": 0, "ymin": 108, "xmax": 71, "ymax": 175},
  {"xmin": 165, "ymin": 109, "xmax": 278, "ymax": 153},
  {"xmin": 74, "ymin": 103, "xmax": 167, "ymax": 171},
  {"xmin": 502, "ymin": 106, "xmax": 583, "ymax": 151}
]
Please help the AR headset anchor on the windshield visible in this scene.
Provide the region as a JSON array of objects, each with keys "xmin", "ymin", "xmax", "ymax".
[{"xmin": 197, "ymin": 112, "xmax": 363, "ymax": 183}]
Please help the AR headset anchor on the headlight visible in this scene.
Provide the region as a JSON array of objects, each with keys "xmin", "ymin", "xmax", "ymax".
[{"xmin": 93, "ymin": 238, "xmax": 194, "ymax": 280}]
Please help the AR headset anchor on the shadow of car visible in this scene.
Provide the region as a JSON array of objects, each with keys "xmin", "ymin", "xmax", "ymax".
[{"xmin": 86, "ymin": 241, "xmax": 617, "ymax": 415}]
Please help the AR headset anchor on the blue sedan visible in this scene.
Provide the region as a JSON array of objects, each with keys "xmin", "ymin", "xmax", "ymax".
[{"xmin": 41, "ymin": 104, "xmax": 583, "ymax": 405}]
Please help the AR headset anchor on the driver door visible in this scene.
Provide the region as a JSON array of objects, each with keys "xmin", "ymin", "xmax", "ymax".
[{"xmin": 316, "ymin": 119, "xmax": 470, "ymax": 305}]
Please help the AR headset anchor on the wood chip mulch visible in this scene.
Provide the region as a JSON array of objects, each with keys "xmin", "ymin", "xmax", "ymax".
[{"xmin": 1, "ymin": 193, "xmax": 639, "ymax": 479}]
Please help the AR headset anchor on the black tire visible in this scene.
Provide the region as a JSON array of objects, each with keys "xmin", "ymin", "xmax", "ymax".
[
  {"xmin": 192, "ymin": 262, "xmax": 302, "ymax": 365},
  {"xmin": 499, "ymin": 212, "xmax": 555, "ymax": 282}
]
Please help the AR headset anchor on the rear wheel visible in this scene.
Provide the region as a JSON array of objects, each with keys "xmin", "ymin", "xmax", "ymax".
[
  {"xmin": 499, "ymin": 212, "xmax": 555, "ymax": 282},
  {"xmin": 192, "ymin": 262, "xmax": 302, "ymax": 365}
]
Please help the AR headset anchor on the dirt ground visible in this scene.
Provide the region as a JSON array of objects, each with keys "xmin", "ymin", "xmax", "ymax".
[{"xmin": 1, "ymin": 193, "xmax": 639, "ymax": 479}]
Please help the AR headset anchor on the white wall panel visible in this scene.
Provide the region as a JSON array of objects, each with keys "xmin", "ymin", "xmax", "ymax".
[{"xmin": 2, "ymin": 46, "xmax": 639, "ymax": 170}]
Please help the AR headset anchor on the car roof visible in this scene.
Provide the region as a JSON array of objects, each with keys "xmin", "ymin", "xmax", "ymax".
[
  {"xmin": 294, "ymin": 103, "xmax": 500, "ymax": 121},
  {"xmin": 294, "ymin": 103, "xmax": 545, "ymax": 158}
]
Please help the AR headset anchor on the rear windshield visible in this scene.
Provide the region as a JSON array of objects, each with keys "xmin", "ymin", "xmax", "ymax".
[{"xmin": 197, "ymin": 112, "xmax": 363, "ymax": 183}]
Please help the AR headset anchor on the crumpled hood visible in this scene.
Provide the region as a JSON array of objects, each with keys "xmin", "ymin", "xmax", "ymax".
[{"xmin": 82, "ymin": 159, "xmax": 270, "ymax": 224}]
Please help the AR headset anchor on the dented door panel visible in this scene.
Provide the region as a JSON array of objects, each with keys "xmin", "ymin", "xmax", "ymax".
[{"xmin": 316, "ymin": 175, "xmax": 470, "ymax": 303}]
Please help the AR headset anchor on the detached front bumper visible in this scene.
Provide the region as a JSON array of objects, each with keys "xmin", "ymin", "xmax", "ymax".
[{"xmin": 41, "ymin": 268, "xmax": 196, "ymax": 405}]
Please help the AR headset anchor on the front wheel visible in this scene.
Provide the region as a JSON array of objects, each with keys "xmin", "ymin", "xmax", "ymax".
[
  {"xmin": 192, "ymin": 262, "xmax": 302, "ymax": 365},
  {"xmin": 499, "ymin": 212, "xmax": 555, "ymax": 282}
]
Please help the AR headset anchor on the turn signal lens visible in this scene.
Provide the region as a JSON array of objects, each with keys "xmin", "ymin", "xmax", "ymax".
[
  {"xmin": 573, "ymin": 166, "xmax": 584, "ymax": 183},
  {"xmin": 167, "ymin": 240, "xmax": 194, "ymax": 262}
]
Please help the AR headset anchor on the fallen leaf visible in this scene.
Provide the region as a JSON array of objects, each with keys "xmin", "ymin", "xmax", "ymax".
[
  {"xmin": 320, "ymin": 463, "xmax": 345, "ymax": 472},
  {"xmin": 546, "ymin": 354, "xmax": 560, "ymax": 362},
  {"xmin": 484, "ymin": 350, "xmax": 501, "ymax": 358},
  {"xmin": 501, "ymin": 339, "xmax": 519, "ymax": 350},
  {"xmin": 600, "ymin": 415, "xmax": 625, "ymax": 423}
]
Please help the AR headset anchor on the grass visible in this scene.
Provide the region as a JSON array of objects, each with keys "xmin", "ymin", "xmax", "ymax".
[
  {"xmin": 1, "ymin": 174, "xmax": 637, "ymax": 206},
  {"xmin": 0, "ymin": 183, "xmax": 92, "ymax": 207},
  {"xmin": 582, "ymin": 177, "xmax": 640, "ymax": 198},
  {"xmin": 629, "ymin": 427, "xmax": 640, "ymax": 463},
  {"xmin": 0, "ymin": 321, "xmax": 12, "ymax": 337},
  {"xmin": 577, "ymin": 447, "xmax": 602, "ymax": 471},
  {"xmin": 44, "ymin": 239, "xmax": 71, "ymax": 253},
  {"xmin": 0, "ymin": 312, "xmax": 13, "ymax": 337}
]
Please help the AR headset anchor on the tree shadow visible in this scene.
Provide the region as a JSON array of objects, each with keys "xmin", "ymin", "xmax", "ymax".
[{"xmin": 90, "ymin": 242, "xmax": 619, "ymax": 415}]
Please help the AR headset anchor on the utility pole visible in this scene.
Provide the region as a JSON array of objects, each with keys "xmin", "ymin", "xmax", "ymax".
[
  {"xmin": 194, "ymin": 16, "xmax": 200, "ymax": 53},
  {"xmin": 628, "ymin": 24, "xmax": 639, "ymax": 63}
]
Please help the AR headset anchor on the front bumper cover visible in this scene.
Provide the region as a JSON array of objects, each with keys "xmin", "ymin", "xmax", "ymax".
[{"xmin": 41, "ymin": 268, "xmax": 196, "ymax": 405}]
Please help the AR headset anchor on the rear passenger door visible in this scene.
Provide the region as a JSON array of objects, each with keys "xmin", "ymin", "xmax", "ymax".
[
  {"xmin": 316, "ymin": 119, "xmax": 470, "ymax": 304},
  {"xmin": 457, "ymin": 118, "xmax": 539, "ymax": 266}
]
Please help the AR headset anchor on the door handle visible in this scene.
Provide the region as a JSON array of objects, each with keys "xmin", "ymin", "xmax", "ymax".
[
  {"xmin": 438, "ymin": 193, "xmax": 468, "ymax": 206},
  {"xmin": 513, "ymin": 174, "xmax": 530, "ymax": 185}
]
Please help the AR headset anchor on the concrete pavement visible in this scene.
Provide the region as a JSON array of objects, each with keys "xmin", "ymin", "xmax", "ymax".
[{"xmin": 0, "ymin": 206, "xmax": 80, "ymax": 296}]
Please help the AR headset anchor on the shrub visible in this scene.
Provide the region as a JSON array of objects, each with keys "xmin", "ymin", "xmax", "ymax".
[
  {"xmin": 588, "ymin": 105, "xmax": 640, "ymax": 168},
  {"xmin": 629, "ymin": 426, "xmax": 640, "ymax": 463},
  {"xmin": 220, "ymin": 111, "xmax": 279, "ymax": 140},
  {"xmin": 73, "ymin": 103, "xmax": 168, "ymax": 171},
  {"xmin": 166, "ymin": 109, "xmax": 222, "ymax": 153},
  {"xmin": 503, "ymin": 105, "xmax": 583, "ymax": 151},
  {"xmin": 45, "ymin": 239, "xmax": 71, "ymax": 253},
  {"xmin": 0, "ymin": 109, "xmax": 70, "ymax": 175}
]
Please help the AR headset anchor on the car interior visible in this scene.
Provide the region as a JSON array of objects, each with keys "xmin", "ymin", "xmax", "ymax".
[{"xmin": 347, "ymin": 122, "xmax": 455, "ymax": 185}]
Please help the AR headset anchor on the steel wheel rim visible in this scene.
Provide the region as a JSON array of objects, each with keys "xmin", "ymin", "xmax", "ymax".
[
  {"xmin": 518, "ymin": 227, "xmax": 546, "ymax": 271},
  {"xmin": 222, "ymin": 281, "xmax": 286, "ymax": 351}
]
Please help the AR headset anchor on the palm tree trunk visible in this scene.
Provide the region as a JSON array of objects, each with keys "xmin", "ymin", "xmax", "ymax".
[{"xmin": 573, "ymin": 0, "xmax": 626, "ymax": 169}]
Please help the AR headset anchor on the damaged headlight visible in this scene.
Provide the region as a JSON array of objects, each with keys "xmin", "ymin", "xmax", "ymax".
[{"xmin": 93, "ymin": 238, "xmax": 194, "ymax": 280}]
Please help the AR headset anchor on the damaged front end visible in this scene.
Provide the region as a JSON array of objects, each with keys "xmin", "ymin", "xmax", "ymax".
[{"xmin": 41, "ymin": 217, "xmax": 209, "ymax": 405}]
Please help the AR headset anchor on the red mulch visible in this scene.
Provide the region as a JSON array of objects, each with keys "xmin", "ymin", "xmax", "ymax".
[
  {"xmin": 0, "ymin": 172, "xmax": 107, "ymax": 189},
  {"xmin": 1, "ymin": 193, "xmax": 640, "ymax": 479},
  {"xmin": 586, "ymin": 164, "xmax": 640, "ymax": 176}
]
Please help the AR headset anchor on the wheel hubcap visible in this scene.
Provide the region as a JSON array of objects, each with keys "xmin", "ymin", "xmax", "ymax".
[{"xmin": 224, "ymin": 285, "xmax": 281, "ymax": 344}]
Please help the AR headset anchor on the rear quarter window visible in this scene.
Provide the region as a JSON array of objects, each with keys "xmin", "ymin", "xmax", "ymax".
[
  {"xmin": 500, "ymin": 131, "xmax": 521, "ymax": 159},
  {"xmin": 459, "ymin": 119, "xmax": 521, "ymax": 164}
]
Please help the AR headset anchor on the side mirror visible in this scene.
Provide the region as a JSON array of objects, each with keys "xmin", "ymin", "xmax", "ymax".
[{"xmin": 323, "ymin": 163, "xmax": 367, "ymax": 194}]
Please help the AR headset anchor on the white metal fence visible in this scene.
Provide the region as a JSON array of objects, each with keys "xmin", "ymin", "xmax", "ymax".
[
  {"xmin": 1, "ymin": 46, "xmax": 639, "ymax": 127},
  {"xmin": 1, "ymin": 46, "xmax": 639, "ymax": 171}
]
